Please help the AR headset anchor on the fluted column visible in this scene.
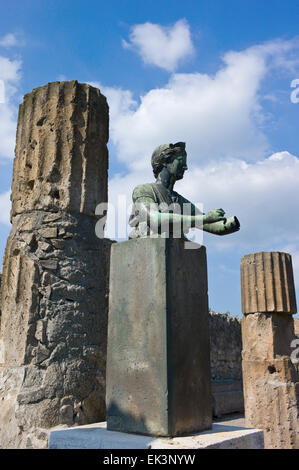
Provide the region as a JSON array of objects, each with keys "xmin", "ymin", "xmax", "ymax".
[
  {"xmin": 240, "ymin": 252, "xmax": 299, "ymax": 449},
  {"xmin": 11, "ymin": 80, "xmax": 108, "ymax": 217},
  {"xmin": 241, "ymin": 252, "xmax": 296, "ymax": 315},
  {"xmin": 0, "ymin": 81, "xmax": 110, "ymax": 448}
]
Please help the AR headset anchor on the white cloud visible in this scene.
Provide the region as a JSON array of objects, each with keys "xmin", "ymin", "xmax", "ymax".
[
  {"xmin": 179, "ymin": 151, "xmax": 299, "ymax": 250},
  {"xmin": 0, "ymin": 190, "xmax": 11, "ymax": 226},
  {"xmin": 122, "ymin": 19, "xmax": 195, "ymax": 72},
  {"xmin": 0, "ymin": 56, "xmax": 21, "ymax": 81},
  {"xmin": 279, "ymin": 244, "xmax": 299, "ymax": 290},
  {"xmin": 0, "ymin": 56, "xmax": 22, "ymax": 160},
  {"xmin": 0, "ymin": 33, "xmax": 23, "ymax": 48},
  {"xmin": 99, "ymin": 45, "xmax": 271, "ymax": 170},
  {"xmin": 93, "ymin": 38, "xmax": 299, "ymax": 178}
]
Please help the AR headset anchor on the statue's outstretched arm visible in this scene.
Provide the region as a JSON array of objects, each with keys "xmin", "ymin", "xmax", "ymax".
[
  {"xmin": 184, "ymin": 198, "xmax": 240, "ymax": 236},
  {"xmin": 131, "ymin": 199, "xmax": 226, "ymax": 231},
  {"xmin": 203, "ymin": 216, "xmax": 240, "ymax": 235}
]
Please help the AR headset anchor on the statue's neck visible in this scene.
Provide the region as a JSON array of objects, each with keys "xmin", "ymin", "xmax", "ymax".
[{"xmin": 156, "ymin": 168, "xmax": 176, "ymax": 192}]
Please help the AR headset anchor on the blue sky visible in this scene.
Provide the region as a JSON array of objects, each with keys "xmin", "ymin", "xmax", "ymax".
[{"xmin": 1, "ymin": 0, "xmax": 299, "ymax": 316}]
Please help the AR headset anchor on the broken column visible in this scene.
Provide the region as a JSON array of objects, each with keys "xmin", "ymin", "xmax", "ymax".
[
  {"xmin": 106, "ymin": 238, "xmax": 212, "ymax": 437},
  {"xmin": 0, "ymin": 81, "xmax": 109, "ymax": 448},
  {"xmin": 240, "ymin": 251, "xmax": 299, "ymax": 449}
]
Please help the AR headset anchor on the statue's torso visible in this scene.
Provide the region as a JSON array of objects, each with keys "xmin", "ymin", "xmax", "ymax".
[{"xmin": 128, "ymin": 183, "xmax": 199, "ymax": 239}]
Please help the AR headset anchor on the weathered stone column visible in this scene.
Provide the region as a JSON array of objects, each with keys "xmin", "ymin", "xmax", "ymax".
[
  {"xmin": 240, "ymin": 251, "xmax": 299, "ymax": 449},
  {"xmin": 106, "ymin": 238, "xmax": 212, "ymax": 437},
  {"xmin": 0, "ymin": 81, "xmax": 109, "ymax": 448}
]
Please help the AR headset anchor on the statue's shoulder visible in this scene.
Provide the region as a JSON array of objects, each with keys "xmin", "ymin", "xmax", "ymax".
[
  {"xmin": 172, "ymin": 190, "xmax": 202, "ymax": 215},
  {"xmin": 132, "ymin": 183, "xmax": 157, "ymax": 202},
  {"xmin": 172, "ymin": 190, "xmax": 190, "ymax": 204}
]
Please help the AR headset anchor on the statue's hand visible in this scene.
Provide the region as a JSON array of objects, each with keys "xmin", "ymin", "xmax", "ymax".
[{"xmin": 203, "ymin": 208, "xmax": 226, "ymax": 224}]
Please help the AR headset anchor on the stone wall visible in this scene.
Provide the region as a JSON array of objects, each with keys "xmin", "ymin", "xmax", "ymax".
[
  {"xmin": 209, "ymin": 302, "xmax": 299, "ymax": 388},
  {"xmin": 209, "ymin": 311, "xmax": 242, "ymax": 382},
  {"xmin": 209, "ymin": 311, "xmax": 244, "ymax": 417}
]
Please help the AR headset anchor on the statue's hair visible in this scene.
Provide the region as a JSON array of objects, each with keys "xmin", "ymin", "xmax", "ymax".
[{"xmin": 151, "ymin": 142, "xmax": 186, "ymax": 178}]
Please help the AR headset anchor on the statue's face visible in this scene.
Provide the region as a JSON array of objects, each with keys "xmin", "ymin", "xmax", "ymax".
[{"xmin": 166, "ymin": 154, "xmax": 188, "ymax": 180}]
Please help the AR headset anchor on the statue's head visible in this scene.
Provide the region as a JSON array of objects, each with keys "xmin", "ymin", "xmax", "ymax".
[{"xmin": 151, "ymin": 142, "xmax": 187, "ymax": 180}]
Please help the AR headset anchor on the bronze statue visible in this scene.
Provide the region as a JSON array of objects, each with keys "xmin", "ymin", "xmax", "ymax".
[{"xmin": 129, "ymin": 142, "xmax": 240, "ymax": 239}]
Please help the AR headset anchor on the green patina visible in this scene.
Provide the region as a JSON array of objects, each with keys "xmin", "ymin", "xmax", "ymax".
[{"xmin": 129, "ymin": 142, "xmax": 240, "ymax": 239}]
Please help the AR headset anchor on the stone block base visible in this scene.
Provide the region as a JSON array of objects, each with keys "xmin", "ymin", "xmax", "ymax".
[{"xmin": 48, "ymin": 419, "xmax": 264, "ymax": 449}]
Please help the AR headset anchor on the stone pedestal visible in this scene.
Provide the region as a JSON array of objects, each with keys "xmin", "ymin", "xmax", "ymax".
[
  {"xmin": 106, "ymin": 238, "xmax": 212, "ymax": 437},
  {"xmin": 240, "ymin": 252, "xmax": 299, "ymax": 449},
  {"xmin": 0, "ymin": 81, "xmax": 110, "ymax": 448}
]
